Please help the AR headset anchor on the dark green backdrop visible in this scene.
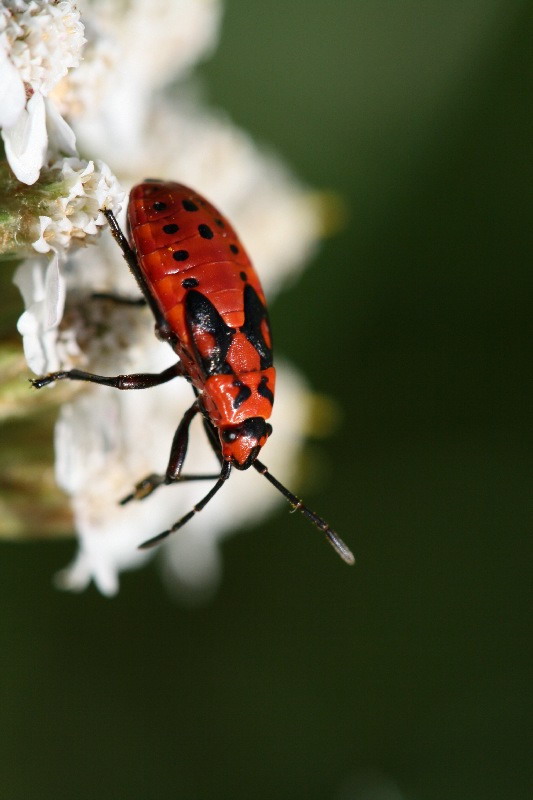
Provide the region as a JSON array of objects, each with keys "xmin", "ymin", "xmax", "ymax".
[{"xmin": 1, "ymin": 2, "xmax": 530, "ymax": 798}]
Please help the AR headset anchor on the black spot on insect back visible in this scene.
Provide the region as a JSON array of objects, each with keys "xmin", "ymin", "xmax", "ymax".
[
  {"xmin": 214, "ymin": 218, "xmax": 225, "ymax": 228},
  {"xmin": 182, "ymin": 199, "xmax": 199, "ymax": 212},
  {"xmin": 240, "ymin": 271, "xmax": 247, "ymax": 281},
  {"xmin": 182, "ymin": 278, "xmax": 199, "ymax": 288},
  {"xmin": 173, "ymin": 250, "xmax": 189, "ymax": 261},
  {"xmin": 230, "ymin": 244, "xmax": 239, "ymax": 254},
  {"xmin": 152, "ymin": 201, "xmax": 167, "ymax": 211},
  {"xmin": 163, "ymin": 223, "xmax": 179, "ymax": 234},
  {"xmin": 198, "ymin": 224, "xmax": 214, "ymax": 239}
]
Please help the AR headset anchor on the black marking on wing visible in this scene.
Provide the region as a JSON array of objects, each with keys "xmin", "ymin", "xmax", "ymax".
[
  {"xmin": 185, "ymin": 290, "xmax": 235, "ymax": 377},
  {"xmin": 232, "ymin": 380, "xmax": 252, "ymax": 409},
  {"xmin": 257, "ymin": 375, "xmax": 274, "ymax": 405},
  {"xmin": 240, "ymin": 284, "xmax": 273, "ymax": 370}
]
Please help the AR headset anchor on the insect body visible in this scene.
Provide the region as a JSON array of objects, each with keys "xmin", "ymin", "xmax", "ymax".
[
  {"xmin": 128, "ymin": 181, "xmax": 276, "ymax": 470},
  {"xmin": 32, "ymin": 180, "xmax": 354, "ymax": 564}
]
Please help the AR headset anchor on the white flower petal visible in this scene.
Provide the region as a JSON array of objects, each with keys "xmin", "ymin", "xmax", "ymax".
[
  {"xmin": 54, "ymin": 551, "xmax": 93, "ymax": 593},
  {"xmin": 0, "ymin": 44, "xmax": 26, "ymax": 127},
  {"xmin": 2, "ymin": 90, "xmax": 47, "ymax": 184},
  {"xmin": 16, "ymin": 309, "xmax": 60, "ymax": 375},
  {"xmin": 44, "ymin": 249, "xmax": 65, "ymax": 329},
  {"xmin": 13, "ymin": 256, "xmax": 43, "ymax": 310},
  {"xmin": 54, "ymin": 541, "xmax": 129, "ymax": 597},
  {"xmin": 31, "ymin": 215, "xmax": 53, "ymax": 253},
  {"xmin": 45, "ymin": 97, "xmax": 77, "ymax": 156},
  {"xmin": 161, "ymin": 532, "xmax": 222, "ymax": 605},
  {"xmin": 13, "ymin": 250, "xmax": 66, "ymax": 373}
]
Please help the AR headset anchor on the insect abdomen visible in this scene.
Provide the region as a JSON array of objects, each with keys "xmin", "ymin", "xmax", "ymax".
[
  {"xmin": 128, "ymin": 182, "xmax": 274, "ymax": 390},
  {"xmin": 128, "ymin": 182, "xmax": 266, "ymax": 332}
]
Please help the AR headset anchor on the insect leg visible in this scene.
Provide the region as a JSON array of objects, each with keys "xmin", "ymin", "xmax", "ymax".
[
  {"xmin": 120, "ymin": 399, "xmax": 220, "ymax": 505},
  {"xmin": 30, "ymin": 362, "xmax": 184, "ymax": 390},
  {"xmin": 191, "ymin": 385, "xmax": 224, "ymax": 467},
  {"xmin": 164, "ymin": 399, "xmax": 201, "ymax": 480},
  {"xmin": 138, "ymin": 461, "xmax": 232, "ymax": 550},
  {"xmin": 202, "ymin": 416, "xmax": 225, "ymax": 468},
  {"xmin": 102, "ymin": 209, "xmax": 166, "ymax": 326},
  {"xmin": 91, "ymin": 292, "xmax": 147, "ymax": 307}
]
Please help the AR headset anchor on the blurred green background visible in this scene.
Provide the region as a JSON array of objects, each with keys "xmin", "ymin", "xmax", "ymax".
[{"xmin": 0, "ymin": 1, "xmax": 530, "ymax": 798}]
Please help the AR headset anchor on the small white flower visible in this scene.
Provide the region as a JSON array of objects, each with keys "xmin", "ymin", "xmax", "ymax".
[
  {"xmin": 0, "ymin": 0, "xmax": 85, "ymax": 183},
  {"xmin": 76, "ymin": 101, "xmax": 321, "ymax": 299},
  {"xmin": 62, "ymin": 0, "xmax": 223, "ymax": 173},
  {"xmin": 12, "ymin": 157, "xmax": 123, "ymax": 372},
  {"xmin": 145, "ymin": 104, "xmax": 320, "ymax": 295},
  {"xmin": 82, "ymin": 0, "xmax": 222, "ymax": 90},
  {"xmin": 2, "ymin": 0, "xmax": 85, "ymax": 93},
  {"xmin": 31, "ymin": 158, "xmax": 124, "ymax": 253}
]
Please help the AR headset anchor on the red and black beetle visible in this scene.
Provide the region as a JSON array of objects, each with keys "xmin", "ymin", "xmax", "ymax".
[{"xmin": 32, "ymin": 180, "xmax": 354, "ymax": 564}]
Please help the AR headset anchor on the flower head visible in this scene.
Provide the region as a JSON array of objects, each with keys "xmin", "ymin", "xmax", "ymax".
[
  {"xmin": 7, "ymin": 157, "xmax": 123, "ymax": 373},
  {"xmin": 4, "ymin": 0, "xmax": 330, "ymax": 598},
  {"xmin": 30, "ymin": 157, "xmax": 123, "ymax": 254},
  {"xmin": 0, "ymin": 0, "xmax": 85, "ymax": 183}
]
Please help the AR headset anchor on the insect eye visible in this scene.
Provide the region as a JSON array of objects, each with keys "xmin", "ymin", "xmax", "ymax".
[
  {"xmin": 222, "ymin": 429, "xmax": 238, "ymax": 443},
  {"xmin": 265, "ymin": 424, "xmax": 273, "ymax": 437}
]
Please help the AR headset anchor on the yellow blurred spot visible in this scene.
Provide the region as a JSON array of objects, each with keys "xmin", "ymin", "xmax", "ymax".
[
  {"xmin": 306, "ymin": 190, "xmax": 349, "ymax": 238},
  {"xmin": 303, "ymin": 391, "xmax": 342, "ymax": 439}
]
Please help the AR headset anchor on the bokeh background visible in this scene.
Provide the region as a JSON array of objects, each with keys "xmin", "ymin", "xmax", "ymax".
[{"xmin": 0, "ymin": 1, "xmax": 530, "ymax": 798}]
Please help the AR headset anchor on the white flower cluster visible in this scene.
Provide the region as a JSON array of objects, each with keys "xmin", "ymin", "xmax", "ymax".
[
  {"xmin": 31, "ymin": 158, "xmax": 121, "ymax": 255},
  {"xmin": 0, "ymin": 0, "xmax": 85, "ymax": 184},
  {"xmin": 2, "ymin": 0, "xmax": 325, "ymax": 597},
  {"xmin": 0, "ymin": 1, "xmax": 124, "ymax": 371},
  {"xmin": 14, "ymin": 157, "xmax": 123, "ymax": 373}
]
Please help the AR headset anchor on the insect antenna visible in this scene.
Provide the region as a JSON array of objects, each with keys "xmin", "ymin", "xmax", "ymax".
[{"xmin": 253, "ymin": 459, "xmax": 355, "ymax": 565}]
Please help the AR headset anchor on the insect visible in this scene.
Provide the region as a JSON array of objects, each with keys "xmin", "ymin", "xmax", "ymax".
[{"xmin": 32, "ymin": 180, "xmax": 354, "ymax": 564}]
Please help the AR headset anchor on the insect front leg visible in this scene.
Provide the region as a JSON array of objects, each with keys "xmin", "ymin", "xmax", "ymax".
[
  {"xmin": 102, "ymin": 208, "xmax": 166, "ymax": 326},
  {"xmin": 30, "ymin": 362, "xmax": 184, "ymax": 390},
  {"xmin": 120, "ymin": 399, "xmax": 220, "ymax": 505},
  {"xmin": 202, "ymin": 416, "xmax": 225, "ymax": 468}
]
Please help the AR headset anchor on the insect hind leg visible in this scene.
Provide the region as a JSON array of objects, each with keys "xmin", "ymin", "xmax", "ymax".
[
  {"xmin": 91, "ymin": 292, "xmax": 147, "ymax": 307},
  {"xmin": 120, "ymin": 399, "xmax": 219, "ymax": 505},
  {"xmin": 120, "ymin": 471, "xmax": 221, "ymax": 505},
  {"xmin": 138, "ymin": 461, "xmax": 232, "ymax": 550}
]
